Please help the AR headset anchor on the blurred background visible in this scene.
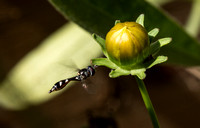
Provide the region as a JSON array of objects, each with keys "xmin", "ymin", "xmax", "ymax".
[{"xmin": 0, "ymin": 0, "xmax": 200, "ymax": 128}]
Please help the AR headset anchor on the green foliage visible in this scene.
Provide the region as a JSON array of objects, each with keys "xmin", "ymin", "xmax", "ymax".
[
  {"xmin": 136, "ymin": 14, "xmax": 145, "ymax": 27},
  {"xmin": 49, "ymin": 0, "xmax": 200, "ymax": 66}
]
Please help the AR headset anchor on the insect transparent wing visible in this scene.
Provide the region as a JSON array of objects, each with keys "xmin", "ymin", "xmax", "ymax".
[{"xmin": 81, "ymin": 78, "xmax": 99, "ymax": 94}]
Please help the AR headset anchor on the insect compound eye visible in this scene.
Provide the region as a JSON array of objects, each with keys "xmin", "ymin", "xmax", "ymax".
[{"xmin": 88, "ymin": 66, "xmax": 95, "ymax": 76}]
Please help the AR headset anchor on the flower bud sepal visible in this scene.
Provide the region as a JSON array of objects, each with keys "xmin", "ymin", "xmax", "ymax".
[{"xmin": 92, "ymin": 14, "xmax": 172, "ymax": 79}]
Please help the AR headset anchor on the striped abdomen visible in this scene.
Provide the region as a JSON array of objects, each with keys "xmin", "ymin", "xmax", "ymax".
[{"xmin": 48, "ymin": 79, "xmax": 70, "ymax": 93}]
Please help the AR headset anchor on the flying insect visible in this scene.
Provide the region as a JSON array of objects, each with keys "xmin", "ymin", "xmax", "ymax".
[{"xmin": 49, "ymin": 65, "xmax": 97, "ymax": 93}]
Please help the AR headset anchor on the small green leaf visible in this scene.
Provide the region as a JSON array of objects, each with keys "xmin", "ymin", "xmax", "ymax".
[
  {"xmin": 109, "ymin": 68, "xmax": 131, "ymax": 78},
  {"xmin": 136, "ymin": 14, "xmax": 144, "ymax": 27},
  {"xmin": 158, "ymin": 37, "xmax": 172, "ymax": 47},
  {"xmin": 148, "ymin": 28, "xmax": 159, "ymax": 37},
  {"xmin": 149, "ymin": 37, "xmax": 172, "ymax": 55},
  {"xmin": 115, "ymin": 20, "xmax": 121, "ymax": 25},
  {"xmin": 148, "ymin": 28, "xmax": 159, "ymax": 42},
  {"xmin": 92, "ymin": 34, "xmax": 107, "ymax": 57},
  {"xmin": 147, "ymin": 56, "xmax": 168, "ymax": 69},
  {"xmin": 92, "ymin": 58, "xmax": 118, "ymax": 69},
  {"xmin": 131, "ymin": 68, "xmax": 146, "ymax": 79}
]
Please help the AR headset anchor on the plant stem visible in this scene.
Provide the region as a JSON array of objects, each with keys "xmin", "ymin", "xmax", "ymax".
[{"xmin": 135, "ymin": 76, "xmax": 160, "ymax": 128}]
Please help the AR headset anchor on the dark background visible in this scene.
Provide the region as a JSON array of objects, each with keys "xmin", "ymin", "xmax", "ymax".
[{"xmin": 0, "ymin": 0, "xmax": 200, "ymax": 128}]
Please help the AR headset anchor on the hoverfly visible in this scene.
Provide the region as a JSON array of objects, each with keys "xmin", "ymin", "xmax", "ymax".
[{"xmin": 49, "ymin": 65, "xmax": 97, "ymax": 93}]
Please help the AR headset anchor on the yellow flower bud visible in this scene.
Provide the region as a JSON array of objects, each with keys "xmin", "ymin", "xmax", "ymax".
[{"xmin": 105, "ymin": 22, "xmax": 149, "ymax": 69}]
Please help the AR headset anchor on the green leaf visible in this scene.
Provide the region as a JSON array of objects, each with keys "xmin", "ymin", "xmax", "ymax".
[
  {"xmin": 108, "ymin": 55, "xmax": 167, "ymax": 79},
  {"xmin": 148, "ymin": 28, "xmax": 159, "ymax": 38},
  {"xmin": 149, "ymin": 37, "xmax": 172, "ymax": 55},
  {"xmin": 136, "ymin": 14, "xmax": 144, "ymax": 27},
  {"xmin": 148, "ymin": 28, "xmax": 159, "ymax": 42},
  {"xmin": 93, "ymin": 55, "xmax": 167, "ymax": 79},
  {"xmin": 109, "ymin": 68, "xmax": 131, "ymax": 78},
  {"xmin": 92, "ymin": 58, "xmax": 118, "ymax": 69},
  {"xmin": 49, "ymin": 0, "xmax": 200, "ymax": 66},
  {"xmin": 146, "ymin": 56, "xmax": 168, "ymax": 69},
  {"xmin": 158, "ymin": 37, "xmax": 172, "ymax": 47},
  {"xmin": 92, "ymin": 34, "xmax": 107, "ymax": 57}
]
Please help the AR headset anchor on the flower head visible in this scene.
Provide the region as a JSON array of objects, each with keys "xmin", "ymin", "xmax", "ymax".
[
  {"xmin": 105, "ymin": 22, "xmax": 149, "ymax": 69},
  {"xmin": 92, "ymin": 14, "xmax": 171, "ymax": 79}
]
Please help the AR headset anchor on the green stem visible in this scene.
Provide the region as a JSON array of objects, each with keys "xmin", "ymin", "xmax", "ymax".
[
  {"xmin": 135, "ymin": 76, "xmax": 160, "ymax": 128},
  {"xmin": 185, "ymin": 0, "xmax": 200, "ymax": 37}
]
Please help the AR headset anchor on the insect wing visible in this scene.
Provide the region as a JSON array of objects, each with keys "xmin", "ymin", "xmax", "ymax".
[{"xmin": 81, "ymin": 78, "xmax": 98, "ymax": 94}]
